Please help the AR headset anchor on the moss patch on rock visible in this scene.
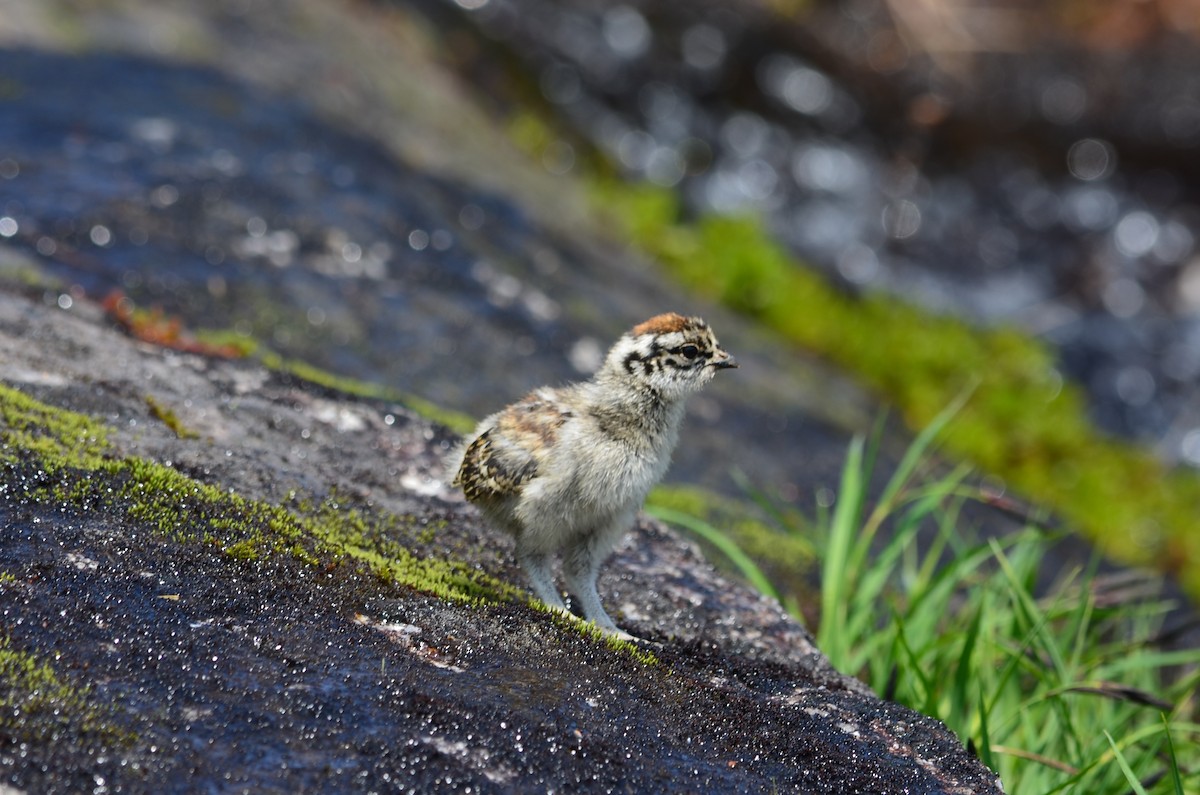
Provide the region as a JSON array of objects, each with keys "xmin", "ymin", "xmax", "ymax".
[
  {"xmin": 144, "ymin": 395, "xmax": 200, "ymax": 440},
  {"xmin": 0, "ymin": 634, "xmax": 131, "ymax": 747},
  {"xmin": 257, "ymin": 351, "xmax": 475, "ymax": 434},
  {"xmin": 0, "ymin": 383, "xmax": 111, "ymax": 469},
  {"xmin": 0, "ymin": 383, "xmax": 506, "ymax": 608},
  {"xmin": 95, "ymin": 291, "xmax": 476, "ymax": 435}
]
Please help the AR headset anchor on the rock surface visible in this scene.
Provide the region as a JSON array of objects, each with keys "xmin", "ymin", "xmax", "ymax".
[
  {"xmin": 0, "ymin": 286, "xmax": 1001, "ymax": 793},
  {"xmin": 0, "ymin": 0, "xmax": 883, "ymax": 509}
]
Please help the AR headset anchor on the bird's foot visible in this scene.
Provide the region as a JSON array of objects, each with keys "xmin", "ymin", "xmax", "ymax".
[{"xmin": 595, "ymin": 623, "xmax": 664, "ymax": 648}]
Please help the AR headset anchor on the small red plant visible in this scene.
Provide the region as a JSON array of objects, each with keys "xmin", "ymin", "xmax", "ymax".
[{"xmin": 101, "ymin": 290, "xmax": 247, "ymax": 359}]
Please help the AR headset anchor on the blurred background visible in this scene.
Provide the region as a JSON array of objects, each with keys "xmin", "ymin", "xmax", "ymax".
[{"xmin": 1, "ymin": 0, "xmax": 1199, "ymax": 601}]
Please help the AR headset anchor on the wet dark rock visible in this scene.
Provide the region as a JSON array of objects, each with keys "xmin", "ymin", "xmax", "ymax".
[{"xmin": 0, "ymin": 287, "xmax": 1001, "ymax": 793}]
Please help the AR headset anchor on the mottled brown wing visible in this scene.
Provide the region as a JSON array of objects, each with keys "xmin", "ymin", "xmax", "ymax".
[
  {"xmin": 453, "ymin": 391, "xmax": 573, "ymax": 503},
  {"xmin": 454, "ymin": 428, "xmax": 538, "ymax": 503}
]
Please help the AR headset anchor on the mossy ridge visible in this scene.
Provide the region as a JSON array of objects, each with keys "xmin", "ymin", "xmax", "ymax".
[
  {"xmin": 0, "ymin": 383, "xmax": 111, "ymax": 468},
  {"xmin": 305, "ymin": 496, "xmax": 662, "ymax": 664},
  {"xmin": 530, "ymin": 601, "xmax": 661, "ymax": 665},
  {"xmin": 295, "ymin": 496, "xmax": 527, "ymax": 606},
  {"xmin": 584, "ymin": 179, "xmax": 1200, "ymax": 601},
  {"xmin": 255, "ymin": 350, "xmax": 475, "ymax": 434},
  {"xmin": 0, "ymin": 383, "xmax": 509, "ymax": 606},
  {"xmin": 0, "ymin": 634, "xmax": 132, "ymax": 747},
  {"xmin": 302, "ymin": 498, "xmax": 661, "ymax": 663},
  {"xmin": 95, "ymin": 292, "xmax": 474, "ymax": 434},
  {"xmin": 195, "ymin": 323, "xmax": 474, "ymax": 434}
]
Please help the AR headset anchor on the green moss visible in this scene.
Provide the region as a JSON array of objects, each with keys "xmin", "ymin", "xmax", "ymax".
[
  {"xmin": 398, "ymin": 393, "xmax": 476, "ymax": 436},
  {"xmin": 588, "ymin": 179, "xmax": 1200, "ymax": 602},
  {"xmin": 0, "ymin": 635, "xmax": 131, "ymax": 746},
  {"xmin": 0, "ymin": 251, "xmax": 61, "ymax": 291},
  {"xmin": 297, "ymin": 498, "xmax": 527, "ymax": 606},
  {"xmin": 0, "ymin": 384, "xmax": 491, "ymax": 603},
  {"xmin": 417, "ymin": 519, "xmax": 446, "ymax": 546},
  {"xmin": 193, "ymin": 328, "xmax": 259, "ymax": 358},
  {"xmin": 0, "ymin": 383, "xmax": 111, "ymax": 469},
  {"xmin": 604, "ymin": 634, "xmax": 659, "ymax": 666},
  {"xmin": 597, "ymin": 628, "xmax": 659, "ymax": 665},
  {"xmin": 258, "ymin": 351, "xmax": 475, "ymax": 434},
  {"xmin": 532, "ymin": 602, "xmax": 660, "ymax": 665},
  {"xmin": 222, "ymin": 538, "xmax": 262, "ymax": 561},
  {"xmin": 71, "ymin": 285, "xmax": 469, "ymax": 435},
  {"xmin": 144, "ymin": 395, "xmax": 200, "ymax": 440}
]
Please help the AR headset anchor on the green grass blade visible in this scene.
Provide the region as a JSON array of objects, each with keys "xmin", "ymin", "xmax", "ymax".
[
  {"xmin": 1098, "ymin": 649, "xmax": 1200, "ymax": 678},
  {"xmin": 1161, "ymin": 714, "xmax": 1184, "ymax": 795},
  {"xmin": 871, "ymin": 385, "xmax": 973, "ymax": 520},
  {"xmin": 991, "ymin": 540, "xmax": 1070, "ymax": 682},
  {"xmin": 1104, "ymin": 731, "xmax": 1149, "ymax": 795},
  {"xmin": 951, "ymin": 606, "xmax": 983, "ymax": 730},
  {"xmin": 647, "ymin": 505, "xmax": 781, "ymax": 602},
  {"xmin": 890, "ymin": 612, "xmax": 935, "ymax": 711},
  {"xmin": 975, "ymin": 684, "xmax": 995, "ymax": 773},
  {"xmin": 820, "ymin": 434, "xmax": 867, "ymax": 666}
]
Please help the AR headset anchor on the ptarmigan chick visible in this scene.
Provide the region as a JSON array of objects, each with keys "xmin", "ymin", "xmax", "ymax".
[{"xmin": 451, "ymin": 312, "xmax": 737, "ymax": 638}]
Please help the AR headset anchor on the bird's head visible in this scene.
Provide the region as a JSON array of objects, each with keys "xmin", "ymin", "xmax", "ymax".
[{"xmin": 600, "ymin": 312, "xmax": 737, "ymax": 400}]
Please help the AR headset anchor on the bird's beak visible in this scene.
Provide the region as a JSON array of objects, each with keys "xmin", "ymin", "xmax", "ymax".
[{"xmin": 712, "ymin": 350, "xmax": 738, "ymax": 369}]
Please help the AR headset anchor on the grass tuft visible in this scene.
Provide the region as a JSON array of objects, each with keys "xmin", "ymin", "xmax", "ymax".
[
  {"xmin": 0, "ymin": 384, "xmax": 508, "ymax": 607},
  {"xmin": 655, "ymin": 411, "xmax": 1200, "ymax": 794}
]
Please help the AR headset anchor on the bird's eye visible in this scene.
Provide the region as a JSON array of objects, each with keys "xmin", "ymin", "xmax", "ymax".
[{"xmin": 679, "ymin": 344, "xmax": 700, "ymax": 359}]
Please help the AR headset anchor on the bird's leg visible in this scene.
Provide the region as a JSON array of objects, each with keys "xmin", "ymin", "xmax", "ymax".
[
  {"xmin": 562, "ymin": 531, "xmax": 628, "ymax": 637},
  {"xmin": 515, "ymin": 545, "xmax": 567, "ymax": 612}
]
